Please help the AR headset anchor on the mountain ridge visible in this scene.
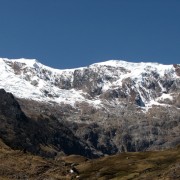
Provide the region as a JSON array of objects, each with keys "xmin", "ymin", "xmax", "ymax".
[
  {"xmin": 0, "ymin": 58, "xmax": 180, "ymax": 155},
  {"xmin": 0, "ymin": 58, "xmax": 179, "ymax": 110}
]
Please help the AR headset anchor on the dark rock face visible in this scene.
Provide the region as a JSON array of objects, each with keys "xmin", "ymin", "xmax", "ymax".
[
  {"xmin": 174, "ymin": 64, "xmax": 180, "ymax": 76},
  {"xmin": 17, "ymin": 96, "xmax": 180, "ymax": 156},
  {"xmin": 0, "ymin": 89, "xmax": 96, "ymax": 158},
  {"xmin": 73, "ymin": 69, "xmax": 103, "ymax": 96}
]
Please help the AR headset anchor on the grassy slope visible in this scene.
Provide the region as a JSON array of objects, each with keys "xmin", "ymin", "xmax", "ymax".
[
  {"xmin": 76, "ymin": 146, "xmax": 180, "ymax": 180},
  {"xmin": 0, "ymin": 138, "xmax": 180, "ymax": 180},
  {"xmin": 0, "ymin": 139, "xmax": 79, "ymax": 180}
]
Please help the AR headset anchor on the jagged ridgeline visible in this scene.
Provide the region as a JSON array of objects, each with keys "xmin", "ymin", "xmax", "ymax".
[{"xmin": 0, "ymin": 58, "xmax": 180, "ymax": 157}]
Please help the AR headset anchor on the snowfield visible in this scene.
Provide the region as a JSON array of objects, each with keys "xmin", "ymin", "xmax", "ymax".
[{"xmin": 0, "ymin": 58, "xmax": 179, "ymax": 111}]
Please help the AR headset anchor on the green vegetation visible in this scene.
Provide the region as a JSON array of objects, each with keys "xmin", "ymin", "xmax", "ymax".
[{"xmin": 76, "ymin": 146, "xmax": 180, "ymax": 179}]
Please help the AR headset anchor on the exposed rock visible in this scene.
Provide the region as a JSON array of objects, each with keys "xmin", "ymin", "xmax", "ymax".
[
  {"xmin": 174, "ymin": 64, "xmax": 180, "ymax": 76},
  {"xmin": 0, "ymin": 58, "xmax": 179, "ymax": 157},
  {"xmin": 0, "ymin": 89, "xmax": 97, "ymax": 158}
]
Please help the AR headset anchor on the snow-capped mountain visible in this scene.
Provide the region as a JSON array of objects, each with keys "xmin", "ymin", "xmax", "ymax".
[
  {"xmin": 0, "ymin": 58, "xmax": 180, "ymax": 155},
  {"xmin": 0, "ymin": 58, "xmax": 179, "ymax": 111}
]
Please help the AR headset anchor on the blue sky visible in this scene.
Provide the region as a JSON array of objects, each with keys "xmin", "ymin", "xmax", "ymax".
[{"xmin": 0, "ymin": 0, "xmax": 179, "ymax": 69}]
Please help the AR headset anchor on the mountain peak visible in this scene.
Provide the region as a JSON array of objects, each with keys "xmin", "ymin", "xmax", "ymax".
[{"xmin": 0, "ymin": 57, "xmax": 179, "ymax": 111}]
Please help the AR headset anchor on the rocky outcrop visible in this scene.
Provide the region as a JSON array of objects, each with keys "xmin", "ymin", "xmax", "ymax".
[
  {"xmin": 174, "ymin": 64, "xmax": 180, "ymax": 76},
  {"xmin": 0, "ymin": 89, "xmax": 97, "ymax": 158}
]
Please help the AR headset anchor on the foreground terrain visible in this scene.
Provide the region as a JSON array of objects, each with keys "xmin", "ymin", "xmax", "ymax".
[
  {"xmin": 0, "ymin": 139, "xmax": 180, "ymax": 180},
  {"xmin": 0, "ymin": 139, "xmax": 78, "ymax": 179},
  {"xmin": 76, "ymin": 146, "xmax": 180, "ymax": 180}
]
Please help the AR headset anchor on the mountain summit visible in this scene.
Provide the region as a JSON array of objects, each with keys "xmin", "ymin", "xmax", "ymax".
[{"xmin": 0, "ymin": 58, "xmax": 179, "ymax": 109}]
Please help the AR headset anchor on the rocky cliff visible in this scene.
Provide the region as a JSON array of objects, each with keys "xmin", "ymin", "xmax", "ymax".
[{"xmin": 0, "ymin": 89, "xmax": 96, "ymax": 158}]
